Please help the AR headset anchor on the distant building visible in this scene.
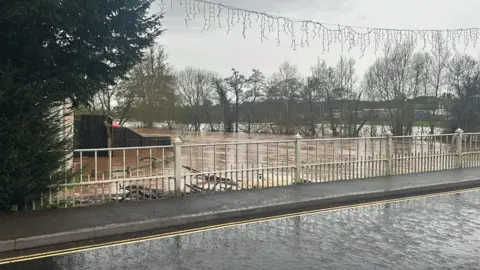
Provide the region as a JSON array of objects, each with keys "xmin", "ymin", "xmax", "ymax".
[{"xmin": 435, "ymin": 109, "xmax": 448, "ymax": 116}]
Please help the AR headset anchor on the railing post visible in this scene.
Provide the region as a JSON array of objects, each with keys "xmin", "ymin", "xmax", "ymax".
[
  {"xmin": 173, "ymin": 137, "xmax": 183, "ymax": 195},
  {"xmin": 294, "ymin": 133, "xmax": 302, "ymax": 184},
  {"xmin": 385, "ymin": 131, "xmax": 393, "ymax": 176},
  {"xmin": 455, "ymin": 128, "xmax": 464, "ymax": 168}
]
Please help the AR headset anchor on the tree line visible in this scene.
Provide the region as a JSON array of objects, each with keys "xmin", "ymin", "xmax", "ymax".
[{"xmin": 87, "ymin": 39, "xmax": 480, "ymax": 137}]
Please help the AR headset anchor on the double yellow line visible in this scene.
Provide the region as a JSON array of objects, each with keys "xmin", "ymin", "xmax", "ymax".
[{"xmin": 1, "ymin": 187, "xmax": 479, "ymax": 265}]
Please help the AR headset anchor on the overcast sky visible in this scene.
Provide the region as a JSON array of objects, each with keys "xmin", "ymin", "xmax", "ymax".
[{"xmin": 154, "ymin": 0, "xmax": 479, "ymax": 79}]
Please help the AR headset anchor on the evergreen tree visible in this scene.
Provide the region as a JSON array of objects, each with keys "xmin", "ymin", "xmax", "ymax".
[{"xmin": 0, "ymin": 0, "xmax": 163, "ymax": 210}]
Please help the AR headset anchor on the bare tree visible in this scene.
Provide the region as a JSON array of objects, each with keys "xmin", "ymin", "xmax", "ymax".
[
  {"xmin": 115, "ymin": 46, "xmax": 176, "ymax": 128},
  {"xmin": 308, "ymin": 56, "xmax": 365, "ymax": 137},
  {"xmin": 334, "ymin": 56, "xmax": 366, "ymax": 137},
  {"xmin": 343, "ymin": 90, "xmax": 369, "ymax": 137},
  {"xmin": 425, "ymin": 35, "xmax": 451, "ymax": 133},
  {"xmin": 176, "ymin": 67, "xmax": 215, "ymax": 131},
  {"xmin": 268, "ymin": 61, "xmax": 303, "ymax": 134},
  {"xmin": 300, "ymin": 76, "xmax": 321, "ymax": 136},
  {"xmin": 446, "ymin": 54, "xmax": 480, "ymax": 132},
  {"xmin": 215, "ymin": 79, "xmax": 233, "ymax": 132},
  {"xmin": 226, "ymin": 68, "xmax": 246, "ymax": 132},
  {"xmin": 364, "ymin": 42, "xmax": 427, "ymax": 135},
  {"xmin": 310, "ymin": 59, "xmax": 339, "ymax": 136},
  {"xmin": 409, "ymin": 52, "xmax": 431, "ymax": 135},
  {"xmin": 95, "ymin": 83, "xmax": 118, "ymax": 116},
  {"xmin": 243, "ymin": 69, "xmax": 265, "ymax": 133},
  {"xmin": 138, "ymin": 46, "xmax": 176, "ymax": 128},
  {"xmin": 115, "ymin": 81, "xmax": 136, "ymax": 126}
]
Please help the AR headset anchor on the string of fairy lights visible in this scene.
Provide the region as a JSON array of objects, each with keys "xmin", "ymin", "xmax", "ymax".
[{"xmin": 159, "ymin": 0, "xmax": 480, "ymax": 56}]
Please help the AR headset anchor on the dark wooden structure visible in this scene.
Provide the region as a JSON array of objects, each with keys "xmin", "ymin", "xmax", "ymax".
[
  {"xmin": 74, "ymin": 115, "xmax": 112, "ymax": 156},
  {"xmin": 74, "ymin": 114, "xmax": 171, "ymax": 157},
  {"xmin": 113, "ymin": 127, "xmax": 171, "ymax": 147}
]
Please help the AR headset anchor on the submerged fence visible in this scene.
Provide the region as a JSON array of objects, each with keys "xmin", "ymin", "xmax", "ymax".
[{"xmin": 27, "ymin": 129, "xmax": 480, "ymax": 210}]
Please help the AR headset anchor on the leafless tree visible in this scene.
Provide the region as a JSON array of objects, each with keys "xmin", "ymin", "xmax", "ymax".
[
  {"xmin": 334, "ymin": 56, "xmax": 366, "ymax": 137},
  {"xmin": 243, "ymin": 69, "xmax": 265, "ymax": 133},
  {"xmin": 310, "ymin": 58, "xmax": 339, "ymax": 136},
  {"xmin": 308, "ymin": 57, "xmax": 366, "ymax": 137},
  {"xmin": 215, "ymin": 79, "xmax": 233, "ymax": 132},
  {"xmin": 425, "ymin": 35, "xmax": 451, "ymax": 133},
  {"xmin": 226, "ymin": 68, "xmax": 247, "ymax": 132},
  {"xmin": 95, "ymin": 83, "xmax": 118, "ymax": 116},
  {"xmin": 446, "ymin": 54, "xmax": 480, "ymax": 132},
  {"xmin": 300, "ymin": 75, "xmax": 321, "ymax": 136},
  {"xmin": 364, "ymin": 42, "xmax": 427, "ymax": 135},
  {"xmin": 268, "ymin": 61, "xmax": 303, "ymax": 134},
  {"xmin": 115, "ymin": 81, "xmax": 136, "ymax": 126},
  {"xmin": 115, "ymin": 46, "xmax": 176, "ymax": 128},
  {"xmin": 176, "ymin": 67, "xmax": 216, "ymax": 131}
]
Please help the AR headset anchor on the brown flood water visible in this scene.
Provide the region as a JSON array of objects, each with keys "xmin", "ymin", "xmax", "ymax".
[
  {"xmin": 48, "ymin": 127, "xmax": 475, "ymax": 206},
  {"xmin": 72, "ymin": 129, "xmax": 454, "ymax": 185}
]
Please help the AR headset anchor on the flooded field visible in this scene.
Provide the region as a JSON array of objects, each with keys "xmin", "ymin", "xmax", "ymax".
[
  {"xmin": 135, "ymin": 126, "xmax": 455, "ymax": 172},
  {"xmin": 125, "ymin": 121, "xmax": 444, "ymax": 138},
  {"xmin": 52, "ymin": 124, "xmax": 477, "ymax": 209},
  {"xmin": 35, "ymin": 122, "xmax": 478, "ymax": 209},
  {"xmin": 74, "ymin": 127, "xmax": 452, "ymax": 178}
]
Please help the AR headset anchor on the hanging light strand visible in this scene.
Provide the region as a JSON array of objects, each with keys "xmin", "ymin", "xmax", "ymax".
[{"xmin": 160, "ymin": 0, "xmax": 480, "ymax": 55}]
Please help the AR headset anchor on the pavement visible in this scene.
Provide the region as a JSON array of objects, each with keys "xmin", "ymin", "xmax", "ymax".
[{"xmin": 2, "ymin": 167, "xmax": 480, "ymax": 253}]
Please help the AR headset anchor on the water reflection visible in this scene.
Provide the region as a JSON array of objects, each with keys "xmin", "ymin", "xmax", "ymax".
[{"xmin": 7, "ymin": 191, "xmax": 480, "ymax": 270}]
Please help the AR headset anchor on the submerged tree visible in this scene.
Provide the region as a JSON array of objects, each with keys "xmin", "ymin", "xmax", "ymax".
[
  {"xmin": 425, "ymin": 34, "xmax": 451, "ymax": 134},
  {"xmin": 363, "ymin": 42, "xmax": 427, "ymax": 135},
  {"xmin": 446, "ymin": 54, "xmax": 480, "ymax": 132},
  {"xmin": 116, "ymin": 46, "xmax": 177, "ymax": 128},
  {"xmin": 175, "ymin": 67, "xmax": 216, "ymax": 131},
  {"xmin": 215, "ymin": 79, "xmax": 234, "ymax": 132},
  {"xmin": 241, "ymin": 69, "xmax": 265, "ymax": 133},
  {"xmin": 225, "ymin": 68, "xmax": 247, "ymax": 132},
  {"xmin": 268, "ymin": 61, "xmax": 303, "ymax": 134},
  {"xmin": 310, "ymin": 59, "xmax": 338, "ymax": 136},
  {"xmin": 300, "ymin": 75, "xmax": 321, "ymax": 136}
]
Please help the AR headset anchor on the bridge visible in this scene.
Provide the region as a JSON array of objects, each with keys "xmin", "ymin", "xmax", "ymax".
[
  {"xmin": 2, "ymin": 129, "xmax": 480, "ymax": 254},
  {"xmin": 27, "ymin": 128, "xmax": 479, "ymax": 208}
]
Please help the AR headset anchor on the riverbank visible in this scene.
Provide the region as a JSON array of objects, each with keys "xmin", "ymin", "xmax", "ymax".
[{"xmin": 2, "ymin": 167, "xmax": 480, "ymax": 254}]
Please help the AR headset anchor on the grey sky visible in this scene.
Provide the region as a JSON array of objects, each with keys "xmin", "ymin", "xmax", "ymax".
[{"xmin": 154, "ymin": 0, "xmax": 479, "ymax": 79}]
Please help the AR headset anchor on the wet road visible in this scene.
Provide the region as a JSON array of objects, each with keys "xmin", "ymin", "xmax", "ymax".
[{"xmin": 5, "ymin": 190, "xmax": 480, "ymax": 270}]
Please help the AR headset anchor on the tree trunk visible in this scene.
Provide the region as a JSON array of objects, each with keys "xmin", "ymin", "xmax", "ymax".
[
  {"xmin": 307, "ymin": 99, "xmax": 316, "ymax": 136},
  {"xmin": 146, "ymin": 120, "xmax": 153, "ymax": 128},
  {"xmin": 235, "ymin": 96, "xmax": 239, "ymax": 133},
  {"xmin": 205, "ymin": 110, "xmax": 216, "ymax": 132},
  {"xmin": 247, "ymin": 113, "xmax": 252, "ymax": 134}
]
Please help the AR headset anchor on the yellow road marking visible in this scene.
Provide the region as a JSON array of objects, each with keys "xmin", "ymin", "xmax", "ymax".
[{"xmin": 1, "ymin": 186, "xmax": 479, "ymax": 265}]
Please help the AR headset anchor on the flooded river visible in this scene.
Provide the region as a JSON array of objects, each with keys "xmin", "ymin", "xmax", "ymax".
[
  {"xmin": 7, "ymin": 189, "xmax": 480, "ymax": 269},
  {"xmin": 62, "ymin": 124, "xmax": 470, "ymax": 205}
]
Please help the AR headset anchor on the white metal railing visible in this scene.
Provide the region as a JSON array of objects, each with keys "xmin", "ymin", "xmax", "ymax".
[{"xmin": 26, "ymin": 129, "xmax": 480, "ymax": 210}]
